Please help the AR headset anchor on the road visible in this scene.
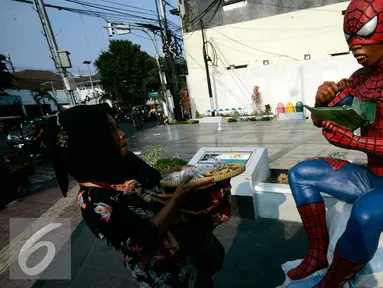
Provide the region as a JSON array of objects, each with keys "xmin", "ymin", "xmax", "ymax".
[{"xmin": 0, "ymin": 121, "xmax": 158, "ymax": 207}]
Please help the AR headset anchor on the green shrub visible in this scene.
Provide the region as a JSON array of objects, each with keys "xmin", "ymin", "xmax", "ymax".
[
  {"xmin": 141, "ymin": 145, "xmax": 188, "ymax": 175},
  {"xmin": 142, "ymin": 145, "xmax": 166, "ymax": 167},
  {"xmin": 155, "ymin": 158, "xmax": 188, "ymax": 175},
  {"xmin": 188, "ymin": 120, "xmax": 199, "ymax": 124},
  {"xmin": 260, "ymin": 116, "xmax": 274, "ymax": 121},
  {"xmin": 169, "ymin": 121, "xmax": 186, "ymax": 125},
  {"xmin": 228, "ymin": 118, "xmax": 237, "ymax": 122},
  {"xmin": 265, "ymin": 104, "xmax": 272, "ymax": 115},
  {"xmin": 232, "ymin": 111, "xmax": 241, "ymax": 121},
  {"xmin": 195, "ymin": 111, "xmax": 201, "ymax": 119},
  {"xmin": 249, "ymin": 117, "xmax": 257, "ymax": 121},
  {"xmin": 168, "ymin": 120, "xmax": 199, "ymax": 125}
]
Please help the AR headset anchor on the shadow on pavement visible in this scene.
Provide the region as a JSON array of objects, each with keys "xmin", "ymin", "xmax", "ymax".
[
  {"xmin": 213, "ymin": 218, "xmax": 306, "ymax": 288},
  {"xmin": 31, "ymin": 218, "xmax": 306, "ymax": 288}
]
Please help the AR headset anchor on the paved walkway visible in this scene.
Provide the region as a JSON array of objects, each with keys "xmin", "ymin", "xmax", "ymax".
[
  {"xmin": 0, "ymin": 120, "xmax": 366, "ymax": 288},
  {"xmin": 31, "ymin": 218, "xmax": 306, "ymax": 288},
  {"xmin": 128, "ymin": 120, "xmax": 367, "ymax": 169}
]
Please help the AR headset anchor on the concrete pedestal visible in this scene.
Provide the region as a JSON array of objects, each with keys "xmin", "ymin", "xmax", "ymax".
[
  {"xmin": 254, "ymin": 183, "xmax": 339, "ymax": 222},
  {"xmin": 278, "ymin": 112, "xmax": 306, "ymax": 120}
]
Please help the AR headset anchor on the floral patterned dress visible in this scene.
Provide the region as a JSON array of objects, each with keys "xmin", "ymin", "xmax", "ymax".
[{"xmin": 77, "ymin": 179, "xmax": 231, "ymax": 288}]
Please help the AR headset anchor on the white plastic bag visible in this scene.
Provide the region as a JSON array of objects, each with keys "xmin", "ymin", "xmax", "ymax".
[
  {"xmin": 160, "ymin": 161, "xmax": 231, "ymax": 182},
  {"xmin": 279, "ymin": 201, "xmax": 383, "ymax": 288}
]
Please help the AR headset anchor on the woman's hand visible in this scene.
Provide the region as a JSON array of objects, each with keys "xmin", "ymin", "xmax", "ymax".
[
  {"xmin": 152, "ymin": 176, "xmax": 214, "ymax": 238},
  {"xmin": 174, "ymin": 176, "xmax": 214, "ymax": 200}
]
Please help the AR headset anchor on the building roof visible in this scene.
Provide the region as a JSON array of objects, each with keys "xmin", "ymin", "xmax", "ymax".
[
  {"xmin": 10, "ymin": 69, "xmax": 101, "ymax": 90},
  {"xmin": 12, "ymin": 70, "xmax": 64, "ymax": 90},
  {"xmin": 74, "ymin": 73, "xmax": 100, "ymax": 84}
]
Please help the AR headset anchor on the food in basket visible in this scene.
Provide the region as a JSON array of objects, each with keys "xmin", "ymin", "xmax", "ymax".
[
  {"xmin": 160, "ymin": 162, "xmax": 245, "ymax": 187},
  {"xmin": 202, "ymin": 164, "xmax": 244, "ymax": 177}
]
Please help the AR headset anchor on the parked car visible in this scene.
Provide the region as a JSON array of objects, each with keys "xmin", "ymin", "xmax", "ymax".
[
  {"xmin": 116, "ymin": 110, "xmax": 132, "ymax": 123},
  {"xmin": 1, "ymin": 149, "xmax": 34, "ymax": 199},
  {"xmin": 6, "ymin": 116, "xmax": 52, "ymax": 150},
  {"xmin": 0, "ymin": 116, "xmax": 35, "ymax": 206}
]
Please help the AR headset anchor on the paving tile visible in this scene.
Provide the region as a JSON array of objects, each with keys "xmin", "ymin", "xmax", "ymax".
[
  {"xmin": 0, "ymin": 181, "xmax": 77, "ymax": 251},
  {"xmin": 269, "ymin": 158, "xmax": 301, "ymax": 170},
  {"xmin": 31, "ymin": 218, "xmax": 305, "ymax": 288},
  {"xmin": 281, "ymin": 144, "xmax": 329, "ymax": 158}
]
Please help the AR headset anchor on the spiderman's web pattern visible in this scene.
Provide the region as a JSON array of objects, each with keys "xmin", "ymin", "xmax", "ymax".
[
  {"xmin": 326, "ymin": 66, "xmax": 383, "ymax": 176},
  {"xmin": 314, "ymin": 245, "xmax": 365, "ymax": 288},
  {"xmin": 288, "ymin": 203, "xmax": 329, "ymax": 280},
  {"xmin": 344, "ymin": 0, "xmax": 383, "ymax": 36}
]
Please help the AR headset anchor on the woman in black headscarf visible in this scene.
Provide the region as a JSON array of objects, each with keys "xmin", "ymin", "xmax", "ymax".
[{"xmin": 43, "ymin": 104, "xmax": 229, "ymax": 287}]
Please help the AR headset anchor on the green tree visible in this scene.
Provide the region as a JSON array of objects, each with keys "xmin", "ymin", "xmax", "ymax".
[
  {"xmin": 0, "ymin": 54, "xmax": 13, "ymax": 90},
  {"xmin": 95, "ymin": 40, "xmax": 160, "ymax": 105},
  {"xmin": 31, "ymin": 86, "xmax": 58, "ymax": 116}
]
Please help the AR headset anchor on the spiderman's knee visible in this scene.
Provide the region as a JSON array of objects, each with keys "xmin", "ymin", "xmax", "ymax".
[
  {"xmin": 288, "ymin": 160, "xmax": 316, "ymax": 184},
  {"xmin": 351, "ymin": 197, "xmax": 383, "ymax": 229}
]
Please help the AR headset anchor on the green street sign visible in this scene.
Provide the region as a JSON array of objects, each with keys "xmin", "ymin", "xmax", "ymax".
[{"xmin": 148, "ymin": 92, "xmax": 159, "ymax": 98}]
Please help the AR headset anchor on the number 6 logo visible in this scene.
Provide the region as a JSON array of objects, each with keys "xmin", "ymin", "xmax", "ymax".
[{"xmin": 18, "ymin": 223, "xmax": 62, "ymax": 276}]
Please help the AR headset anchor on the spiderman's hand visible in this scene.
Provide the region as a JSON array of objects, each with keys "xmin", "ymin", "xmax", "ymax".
[{"xmin": 322, "ymin": 121, "xmax": 357, "ymax": 150}]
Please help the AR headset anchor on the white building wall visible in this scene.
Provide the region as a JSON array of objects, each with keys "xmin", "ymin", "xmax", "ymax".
[{"xmin": 182, "ymin": 1, "xmax": 359, "ymax": 116}]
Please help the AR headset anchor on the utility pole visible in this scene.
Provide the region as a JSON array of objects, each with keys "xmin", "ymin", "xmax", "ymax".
[
  {"xmin": 5, "ymin": 53, "xmax": 15, "ymax": 73},
  {"xmin": 155, "ymin": 0, "xmax": 181, "ymax": 120},
  {"xmin": 200, "ymin": 20, "xmax": 215, "ymax": 116},
  {"xmin": 83, "ymin": 60, "xmax": 94, "ymax": 97},
  {"xmin": 33, "ymin": 0, "xmax": 76, "ymax": 107},
  {"xmin": 5, "ymin": 52, "xmax": 28, "ymax": 120}
]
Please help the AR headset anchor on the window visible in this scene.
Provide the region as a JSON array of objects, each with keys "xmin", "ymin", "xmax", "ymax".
[
  {"xmin": 226, "ymin": 64, "xmax": 248, "ymax": 70},
  {"xmin": 223, "ymin": 0, "xmax": 247, "ymax": 11},
  {"xmin": 224, "ymin": 0, "xmax": 245, "ymax": 4},
  {"xmin": 330, "ymin": 51, "xmax": 350, "ymax": 57}
]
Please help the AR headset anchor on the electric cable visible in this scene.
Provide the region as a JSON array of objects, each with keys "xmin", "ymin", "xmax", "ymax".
[
  {"xmin": 211, "ymin": 28, "xmax": 299, "ymax": 61},
  {"xmin": 98, "ymin": 0, "xmax": 157, "ymax": 15}
]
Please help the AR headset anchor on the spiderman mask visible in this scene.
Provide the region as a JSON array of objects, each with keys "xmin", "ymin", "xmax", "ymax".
[{"xmin": 344, "ymin": 0, "xmax": 383, "ymax": 47}]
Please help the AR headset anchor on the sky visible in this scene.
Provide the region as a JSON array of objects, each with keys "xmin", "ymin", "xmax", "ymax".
[{"xmin": 0, "ymin": 0, "xmax": 181, "ymax": 75}]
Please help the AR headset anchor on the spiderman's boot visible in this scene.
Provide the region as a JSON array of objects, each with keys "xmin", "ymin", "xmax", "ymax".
[
  {"xmin": 314, "ymin": 244, "xmax": 365, "ymax": 288},
  {"xmin": 288, "ymin": 202, "xmax": 329, "ymax": 280}
]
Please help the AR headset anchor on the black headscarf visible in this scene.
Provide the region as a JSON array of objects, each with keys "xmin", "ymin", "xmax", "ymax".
[{"xmin": 43, "ymin": 104, "xmax": 161, "ymax": 196}]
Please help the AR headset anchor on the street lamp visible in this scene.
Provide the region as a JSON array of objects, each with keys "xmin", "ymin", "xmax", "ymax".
[{"xmin": 82, "ymin": 60, "xmax": 94, "ymax": 98}]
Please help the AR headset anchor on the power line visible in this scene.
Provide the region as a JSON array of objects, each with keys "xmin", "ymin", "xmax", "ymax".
[
  {"xmin": 181, "ymin": 0, "xmax": 222, "ymax": 41},
  {"xmin": 209, "ymin": 39, "xmax": 257, "ymax": 108},
  {"xmin": 163, "ymin": 0, "xmax": 176, "ymax": 10},
  {"xmin": 184, "ymin": 0, "xmax": 221, "ymax": 30},
  {"xmin": 244, "ymin": 0, "xmax": 345, "ymax": 12},
  {"xmin": 64, "ymin": 0, "xmax": 159, "ymax": 22},
  {"xmin": 66, "ymin": 0, "xmax": 181, "ymax": 31},
  {"xmin": 211, "ymin": 28, "xmax": 299, "ymax": 61},
  {"xmin": 130, "ymin": 32, "xmax": 162, "ymax": 43},
  {"xmin": 246, "ymin": 0, "xmax": 298, "ymax": 10},
  {"xmin": 13, "ymin": 0, "xmax": 181, "ymax": 36},
  {"xmin": 206, "ymin": 41, "xmax": 273, "ymax": 57},
  {"xmin": 98, "ymin": 0, "xmax": 157, "ymax": 14},
  {"xmin": 204, "ymin": 0, "xmax": 223, "ymax": 27}
]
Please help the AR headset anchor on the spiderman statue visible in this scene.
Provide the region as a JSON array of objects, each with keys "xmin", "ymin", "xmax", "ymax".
[{"xmin": 287, "ymin": 0, "xmax": 383, "ymax": 287}]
